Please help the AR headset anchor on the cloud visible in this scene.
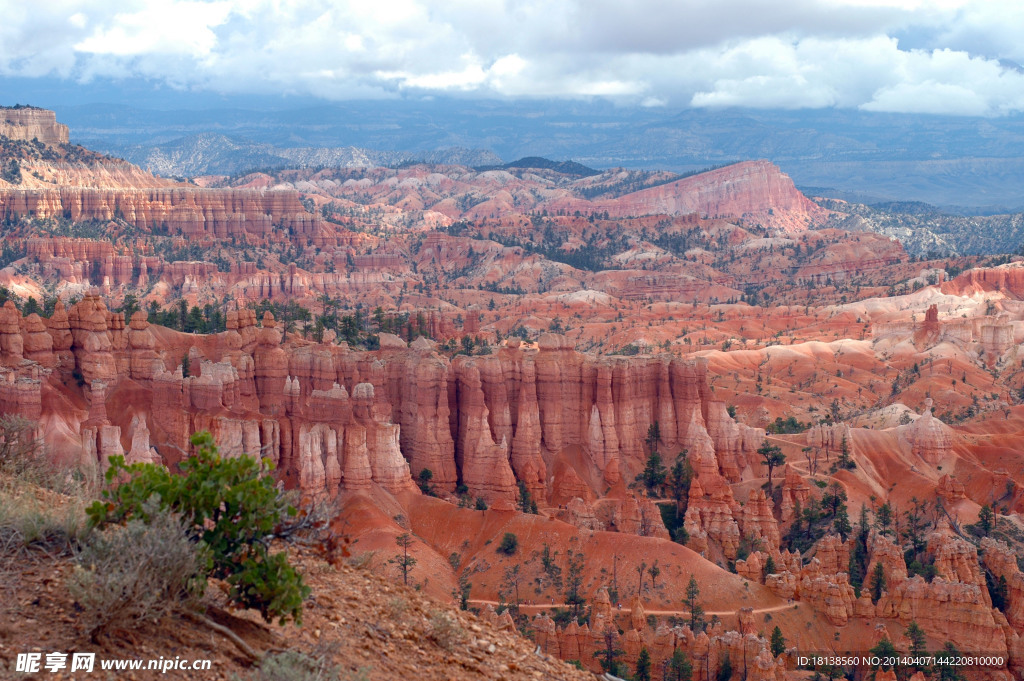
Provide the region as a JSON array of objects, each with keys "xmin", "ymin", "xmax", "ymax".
[{"xmin": 1, "ymin": 0, "xmax": 1024, "ymax": 115}]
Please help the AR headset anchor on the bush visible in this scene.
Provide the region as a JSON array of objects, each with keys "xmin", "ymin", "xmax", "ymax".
[
  {"xmin": 0, "ymin": 489, "xmax": 86, "ymax": 563},
  {"xmin": 0, "ymin": 414, "xmax": 39, "ymax": 471},
  {"xmin": 70, "ymin": 507, "xmax": 207, "ymax": 635},
  {"xmin": 427, "ymin": 611, "xmax": 465, "ymax": 651},
  {"xmin": 0, "ymin": 415, "xmax": 84, "ymax": 494},
  {"xmin": 239, "ymin": 650, "xmax": 348, "ymax": 681},
  {"xmin": 86, "ymin": 431, "xmax": 310, "ymax": 625},
  {"xmin": 497, "ymin": 532, "xmax": 518, "ymax": 555}
]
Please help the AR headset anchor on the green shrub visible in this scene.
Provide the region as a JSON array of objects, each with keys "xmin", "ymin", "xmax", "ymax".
[
  {"xmin": 86, "ymin": 430, "xmax": 310, "ymax": 625},
  {"xmin": 497, "ymin": 532, "xmax": 518, "ymax": 555}
]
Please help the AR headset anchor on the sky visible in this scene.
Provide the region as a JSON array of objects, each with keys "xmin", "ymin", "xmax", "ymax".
[{"xmin": 3, "ymin": 0, "xmax": 1024, "ymax": 116}]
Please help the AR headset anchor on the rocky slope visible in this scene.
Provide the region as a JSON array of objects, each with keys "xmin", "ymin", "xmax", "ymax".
[
  {"xmin": 109, "ymin": 132, "xmax": 503, "ymax": 177},
  {"xmin": 815, "ymin": 197, "xmax": 1024, "ymax": 256}
]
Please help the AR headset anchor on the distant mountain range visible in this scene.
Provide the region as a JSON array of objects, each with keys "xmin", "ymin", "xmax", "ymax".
[
  {"xmin": 105, "ymin": 132, "xmax": 502, "ymax": 177},
  {"xmin": 51, "ymin": 100, "xmax": 1024, "ymax": 211}
]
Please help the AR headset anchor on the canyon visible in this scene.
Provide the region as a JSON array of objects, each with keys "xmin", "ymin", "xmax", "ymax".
[{"xmin": 2, "ymin": 108, "xmax": 1023, "ymax": 680}]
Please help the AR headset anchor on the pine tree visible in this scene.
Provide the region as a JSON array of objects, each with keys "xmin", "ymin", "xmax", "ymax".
[
  {"xmin": 757, "ymin": 441, "xmax": 786, "ymax": 487},
  {"xmin": 595, "ymin": 628, "xmax": 625, "ymax": 676},
  {"xmin": 517, "ymin": 479, "xmax": 536, "ymax": 514},
  {"xmin": 565, "ymin": 549, "xmax": 586, "ymax": 619},
  {"xmin": 833, "ymin": 502, "xmax": 852, "ymax": 540},
  {"xmin": 390, "ymin": 533, "xmax": 417, "ymax": 586},
  {"xmin": 870, "ymin": 561, "xmax": 886, "ymax": 603},
  {"xmin": 685, "ymin": 574, "xmax": 704, "ymax": 632},
  {"xmin": 638, "ymin": 451, "xmax": 667, "ymax": 494},
  {"xmin": 935, "ymin": 643, "xmax": 967, "ymax": 681},
  {"xmin": 906, "ymin": 620, "xmax": 927, "ymax": 658},
  {"xmin": 837, "ymin": 434, "xmax": 855, "ymax": 469},
  {"xmin": 668, "ymin": 452, "xmax": 693, "ymax": 514},
  {"xmin": 645, "ymin": 422, "xmax": 661, "ymax": 452},
  {"xmin": 418, "ymin": 468, "xmax": 435, "ymax": 496},
  {"xmin": 978, "ymin": 504, "xmax": 995, "ymax": 536},
  {"xmin": 770, "ymin": 626, "xmax": 786, "ymax": 656},
  {"xmin": 874, "ymin": 501, "xmax": 894, "ymax": 536},
  {"xmin": 635, "ymin": 647, "xmax": 652, "ymax": 681},
  {"xmin": 716, "ymin": 654, "xmax": 732, "ymax": 681},
  {"xmin": 669, "ymin": 649, "xmax": 693, "ymax": 681}
]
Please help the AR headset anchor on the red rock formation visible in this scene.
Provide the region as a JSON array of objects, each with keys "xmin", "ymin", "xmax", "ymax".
[
  {"xmin": 546, "ymin": 161, "xmax": 827, "ymax": 233},
  {"xmin": 740, "ymin": 489, "xmax": 781, "ymax": 551},
  {"xmin": 685, "ymin": 476, "xmax": 741, "ymax": 558},
  {"xmin": 883, "ymin": 575, "xmax": 1007, "ymax": 656},
  {"xmin": 779, "ymin": 466, "xmax": 811, "ymax": 523},
  {"xmin": 943, "ymin": 263, "xmax": 1024, "ymax": 298},
  {"xmin": 0, "ymin": 302, "xmax": 24, "ymax": 367},
  {"xmin": 866, "ymin": 531, "xmax": 908, "ymax": 589},
  {"xmin": 0, "ymin": 187, "xmax": 324, "ymax": 242},
  {"xmin": 981, "ymin": 538, "xmax": 1024, "ymax": 629},
  {"xmin": 67, "ymin": 293, "xmax": 116, "ymax": 384},
  {"xmin": 46, "ymin": 301, "xmax": 74, "ymax": 370},
  {"xmin": 453, "ymin": 356, "xmax": 518, "ymax": 505},
  {"xmin": 20, "ymin": 313, "xmax": 54, "ymax": 368},
  {"xmin": 936, "ymin": 473, "xmax": 967, "ymax": 502}
]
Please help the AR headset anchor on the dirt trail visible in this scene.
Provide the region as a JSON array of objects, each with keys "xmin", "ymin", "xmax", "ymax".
[{"xmin": 467, "ymin": 599, "xmax": 796, "ymax": 617}]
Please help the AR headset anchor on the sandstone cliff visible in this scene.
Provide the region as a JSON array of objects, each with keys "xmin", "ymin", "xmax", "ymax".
[{"xmin": 0, "ymin": 107, "xmax": 68, "ymax": 145}]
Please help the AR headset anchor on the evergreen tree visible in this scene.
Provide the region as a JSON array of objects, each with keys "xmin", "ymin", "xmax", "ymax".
[
  {"xmin": 870, "ymin": 561, "xmax": 886, "ymax": 603},
  {"xmin": 668, "ymin": 451, "xmax": 693, "ymax": 514},
  {"xmin": 517, "ymin": 479, "xmax": 537, "ymax": 513},
  {"xmin": 874, "ymin": 502, "xmax": 894, "ymax": 536},
  {"xmin": 978, "ymin": 504, "xmax": 995, "ymax": 536},
  {"xmin": 716, "ymin": 654, "xmax": 732, "ymax": 681},
  {"xmin": 645, "ymin": 421, "xmax": 661, "ymax": 452},
  {"xmin": 869, "ymin": 637, "xmax": 898, "ymax": 677},
  {"xmin": 390, "ymin": 533, "xmax": 417, "ymax": 586},
  {"xmin": 902, "ymin": 497, "xmax": 931, "ymax": 560},
  {"xmin": 757, "ymin": 441, "xmax": 785, "ymax": 487},
  {"xmin": 669, "ymin": 649, "xmax": 693, "ymax": 681},
  {"xmin": 638, "ymin": 450, "xmax": 668, "ymax": 495},
  {"xmin": 595, "ymin": 628, "xmax": 625, "ymax": 676},
  {"xmin": 635, "ymin": 647, "xmax": 652, "ymax": 681},
  {"xmin": 685, "ymin": 574, "xmax": 704, "ymax": 632},
  {"xmin": 565, "ymin": 549, "xmax": 586, "ymax": 619},
  {"xmin": 837, "ymin": 434, "xmax": 855, "ymax": 469},
  {"xmin": 935, "ymin": 643, "xmax": 967, "ymax": 681},
  {"xmin": 833, "ymin": 502, "xmax": 852, "ymax": 541},
  {"xmin": 770, "ymin": 626, "xmax": 786, "ymax": 656},
  {"xmin": 417, "ymin": 468, "xmax": 435, "ymax": 496},
  {"xmin": 905, "ymin": 620, "xmax": 926, "ymax": 655},
  {"xmin": 821, "ymin": 481, "xmax": 847, "ymax": 517},
  {"xmin": 849, "ymin": 504, "xmax": 870, "ymax": 592}
]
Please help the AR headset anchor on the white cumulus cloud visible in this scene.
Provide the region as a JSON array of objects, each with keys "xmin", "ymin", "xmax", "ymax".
[{"xmin": 1, "ymin": 0, "xmax": 1024, "ymax": 114}]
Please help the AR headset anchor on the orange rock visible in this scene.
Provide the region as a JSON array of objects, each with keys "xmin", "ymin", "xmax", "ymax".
[{"xmin": 740, "ymin": 489, "xmax": 781, "ymax": 552}]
